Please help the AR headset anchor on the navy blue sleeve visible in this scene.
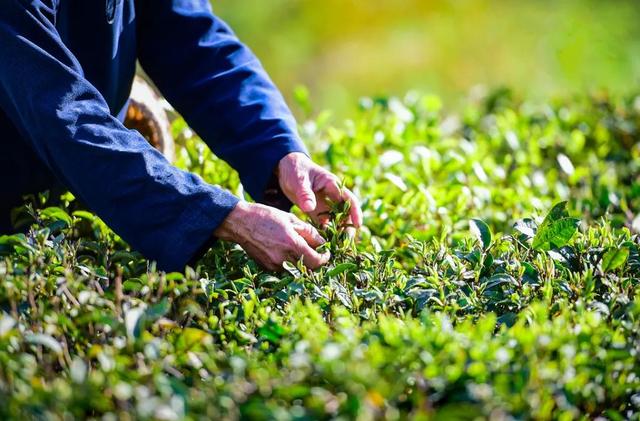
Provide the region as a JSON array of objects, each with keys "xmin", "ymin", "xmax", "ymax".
[
  {"xmin": 0, "ymin": 0, "xmax": 239, "ymax": 271},
  {"xmin": 135, "ymin": 0, "xmax": 308, "ymax": 205}
]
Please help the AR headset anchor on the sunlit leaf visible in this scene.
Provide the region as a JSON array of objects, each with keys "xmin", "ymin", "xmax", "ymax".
[
  {"xmin": 326, "ymin": 263, "xmax": 357, "ymax": 277},
  {"xmin": 601, "ymin": 247, "xmax": 629, "ymax": 272},
  {"xmin": 470, "ymin": 219, "xmax": 492, "ymax": 249}
]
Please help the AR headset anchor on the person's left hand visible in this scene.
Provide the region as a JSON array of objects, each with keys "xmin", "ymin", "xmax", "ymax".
[{"xmin": 277, "ymin": 152, "xmax": 363, "ymax": 229}]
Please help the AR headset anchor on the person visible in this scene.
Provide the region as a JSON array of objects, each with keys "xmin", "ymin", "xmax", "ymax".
[{"xmin": 0, "ymin": 0, "xmax": 362, "ymax": 272}]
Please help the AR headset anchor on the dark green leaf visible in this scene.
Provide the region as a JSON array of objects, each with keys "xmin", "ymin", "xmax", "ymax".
[{"xmin": 470, "ymin": 218, "xmax": 492, "ymax": 249}]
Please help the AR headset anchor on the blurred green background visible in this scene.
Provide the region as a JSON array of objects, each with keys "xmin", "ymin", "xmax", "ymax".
[{"xmin": 212, "ymin": 0, "xmax": 640, "ymax": 116}]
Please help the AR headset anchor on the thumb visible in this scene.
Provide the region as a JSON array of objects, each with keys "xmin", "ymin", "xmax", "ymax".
[{"xmin": 294, "ymin": 172, "xmax": 316, "ymax": 212}]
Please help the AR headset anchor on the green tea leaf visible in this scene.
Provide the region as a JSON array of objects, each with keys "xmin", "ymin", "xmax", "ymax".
[
  {"xmin": 540, "ymin": 201, "xmax": 570, "ymax": 227},
  {"xmin": 258, "ymin": 319, "xmax": 286, "ymax": 343},
  {"xmin": 145, "ymin": 299, "xmax": 170, "ymax": 319},
  {"xmin": 123, "ymin": 278, "xmax": 143, "ymax": 292},
  {"xmin": 176, "ymin": 328, "xmax": 212, "ymax": 352},
  {"xmin": 283, "ymin": 261, "xmax": 302, "ymax": 278},
  {"xmin": 243, "ymin": 298, "xmax": 255, "ymax": 319},
  {"xmin": 41, "ymin": 207, "xmax": 72, "ymax": 227},
  {"xmin": 514, "ymin": 218, "xmax": 536, "ymax": 239},
  {"xmin": 470, "ymin": 218, "xmax": 492, "ymax": 249},
  {"xmin": 601, "ymin": 247, "xmax": 629, "ymax": 272},
  {"xmin": 484, "ymin": 273, "xmax": 518, "ymax": 290},
  {"xmin": 72, "ymin": 210, "xmax": 96, "ymax": 222},
  {"xmin": 532, "ymin": 205, "xmax": 580, "ymax": 251},
  {"xmin": 532, "ymin": 218, "xmax": 580, "ymax": 251},
  {"xmin": 326, "ymin": 262, "xmax": 357, "ymax": 277}
]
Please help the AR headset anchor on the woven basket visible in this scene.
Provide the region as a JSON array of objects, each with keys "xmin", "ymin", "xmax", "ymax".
[{"xmin": 124, "ymin": 76, "xmax": 175, "ymax": 162}]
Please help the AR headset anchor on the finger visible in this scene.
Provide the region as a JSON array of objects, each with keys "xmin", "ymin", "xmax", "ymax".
[
  {"xmin": 320, "ymin": 176, "xmax": 344, "ymax": 203},
  {"xmin": 291, "ymin": 217, "xmax": 326, "ymax": 248},
  {"xmin": 294, "ymin": 171, "xmax": 317, "ymax": 213},
  {"xmin": 243, "ymin": 243, "xmax": 283, "ymax": 272},
  {"xmin": 291, "ymin": 236, "xmax": 331, "ymax": 269}
]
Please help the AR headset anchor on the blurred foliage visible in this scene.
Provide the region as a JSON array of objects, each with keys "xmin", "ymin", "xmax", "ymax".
[
  {"xmin": 212, "ymin": 0, "xmax": 640, "ymax": 115},
  {"xmin": 1, "ymin": 91, "xmax": 639, "ymax": 418}
]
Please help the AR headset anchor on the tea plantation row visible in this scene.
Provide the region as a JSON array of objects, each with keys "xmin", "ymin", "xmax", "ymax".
[{"xmin": 0, "ymin": 91, "xmax": 639, "ymax": 419}]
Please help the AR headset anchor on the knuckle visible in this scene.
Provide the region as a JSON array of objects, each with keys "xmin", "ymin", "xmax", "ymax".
[
  {"xmin": 295, "ymin": 173, "xmax": 308, "ymax": 185},
  {"xmin": 324, "ymin": 173, "xmax": 339, "ymax": 185},
  {"xmin": 286, "ymin": 228, "xmax": 301, "ymax": 241},
  {"xmin": 289, "ymin": 214, "xmax": 304, "ymax": 224}
]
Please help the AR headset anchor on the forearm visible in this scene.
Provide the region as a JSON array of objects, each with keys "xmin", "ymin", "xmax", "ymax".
[
  {"xmin": 135, "ymin": 0, "xmax": 308, "ymax": 202},
  {"xmin": 0, "ymin": 0, "xmax": 239, "ymax": 271}
]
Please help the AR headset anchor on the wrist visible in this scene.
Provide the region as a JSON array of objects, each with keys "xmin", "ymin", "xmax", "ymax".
[
  {"xmin": 214, "ymin": 201, "xmax": 252, "ymax": 243},
  {"xmin": 277, "ymin": 152, "xmax": 309, "ymax": 175}
]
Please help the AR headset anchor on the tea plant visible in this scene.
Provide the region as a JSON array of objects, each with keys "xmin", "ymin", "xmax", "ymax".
[{"xmin": 0, "ymin": 91, "xmax": 639, "ymax": 420}]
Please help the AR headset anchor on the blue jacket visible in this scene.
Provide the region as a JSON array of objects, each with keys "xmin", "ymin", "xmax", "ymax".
[{"xmin": 0, "ymin": 0, "xmax": 307, "ymax": 270}]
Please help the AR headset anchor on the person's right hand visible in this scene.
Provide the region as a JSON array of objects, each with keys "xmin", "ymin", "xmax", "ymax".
[{"xmin": 213, "ymin": 201, "xmax": 330, "ymax": 271}]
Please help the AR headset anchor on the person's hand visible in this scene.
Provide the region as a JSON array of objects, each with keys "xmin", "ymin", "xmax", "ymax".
[
  {"xmin": 214, "ymin": 201, "xmax": 330, "ymax": 271},
  {"xmin": 277, "ymin": 152, "xmax": 363, "ymax": 228}
]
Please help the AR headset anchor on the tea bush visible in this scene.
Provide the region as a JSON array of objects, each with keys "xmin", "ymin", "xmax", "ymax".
[{"xmin": 0, "ymin": 91, "xmax": 639, "ymax": 420}]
